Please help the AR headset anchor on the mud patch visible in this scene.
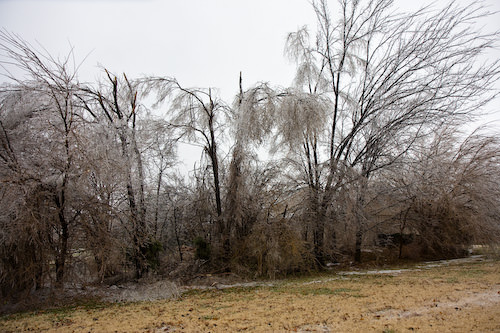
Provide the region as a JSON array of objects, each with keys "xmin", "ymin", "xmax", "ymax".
[{"xmin": 373, "ymin": 288, "xmax": 500, "ymax": 319}]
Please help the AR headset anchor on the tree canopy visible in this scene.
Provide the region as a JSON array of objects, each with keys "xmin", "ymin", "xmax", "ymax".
[{"xmin": 1, "ymin": 1, "xmax": 500, "ymax": 298}]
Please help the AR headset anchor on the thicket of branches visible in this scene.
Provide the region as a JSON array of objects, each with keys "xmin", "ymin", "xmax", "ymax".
[{"xmin": 1, "ymin": 0, "xmax": 500, "ymax": 298}]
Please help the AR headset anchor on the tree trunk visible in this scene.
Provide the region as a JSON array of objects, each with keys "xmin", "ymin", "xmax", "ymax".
[
  {"xmin": 398, "ymin": 208, "xmax": 410, "ymax": 259},
  {"xmin": 118, "ymin": 130, "xmax": 146, "ymax": 279},
  {"xmin": 311, "ymin": 188, "xmax": 326, "ymax": 267},
  {"xmin": 210, "ymin": 142, "xmax": 222, "ymax": 219},
  {"xmin": 224, "ymin": 145, "xmax": 245, "ymax": 261},
  {"xmin": 354, "ymin": 229, "xmax": 363, "ymax": 263},
  {"xmin": 313, "ymin": 221, "xmax": 325, "ymax": 266},
  {"xmin": 208, "ymin": 110, "xmax": 224, "ymax": 260},
  {"xmin": 354, "ymin": 175, "xmax": 368, "ymax": 263},
  {"xmin": 131, "ymin": 129, "xmax": 149, "ymax": 278},
  {"xmin": 153, "ymin": 156, "xmax": 164, "ymax": 237},
  {"xmin": 173, "ymin": 207, "xmax": 183, "ymax": 262},
  {"xmin": 54, "ymin": 160, "xmax": 70, "ymax": 286},
  {"xmin": 55, "ymin": 194, "xmax": 68, "ymax": 286}
]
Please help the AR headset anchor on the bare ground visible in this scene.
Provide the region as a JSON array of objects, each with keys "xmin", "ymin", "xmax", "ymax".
[{"xmin": 1, "ymin": 256, "xmax": 499, "ymax": 332}]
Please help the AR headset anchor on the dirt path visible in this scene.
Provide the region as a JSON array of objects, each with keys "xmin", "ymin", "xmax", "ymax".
[{"xmin": 1, "ymin": 256, "xmax": 499, "ymax": 332}]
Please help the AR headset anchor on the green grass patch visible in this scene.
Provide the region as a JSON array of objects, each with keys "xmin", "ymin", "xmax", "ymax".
[
  {"xmin": 269, "ymin": 284, "xmax": 365, "ymax": 297},
  {"xmin": 332, "ymin": 288, "xmax": 352, "ymax": 293},
  {"xmin": 220, "ymin": 286, "xmax": 261, "ymax": 294},
  {"xmin": 299, "ymin": 287, "xmax": 337, "ymax": 296},
  {"xmin": 457, "ymin": 268, "xmax": 487, "ymax": 277},
  {"xmin": 0, "ymin": 298, "xmax": 111, "ymax": 322},
  {"xmin": 350, "ymin": 274, "xmax": 395, "ymax": 285}
]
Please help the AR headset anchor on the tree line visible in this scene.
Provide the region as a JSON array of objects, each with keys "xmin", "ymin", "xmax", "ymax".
[{"xmin": 1, "ymin": 0, "xmax": 500, "ymax": 298}]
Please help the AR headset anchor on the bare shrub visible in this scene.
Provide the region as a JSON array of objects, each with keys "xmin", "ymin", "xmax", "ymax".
[
  {"xmin": 237, "ymin": 219, "xmax": 310, "ymax": 279},
  {"xmin": 102, "ymin": 279, "xmax": 180, "ymax": 303}
]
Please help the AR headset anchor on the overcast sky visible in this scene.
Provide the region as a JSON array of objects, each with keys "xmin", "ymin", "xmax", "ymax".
[
  {"xmin": 2, "ymin": 0, "xmax": 499, "ymax": 100},
  {"xmin": 1, "ymin": 0, "xmax": 500, "ymax": 169},
  {"xmin": 0, "ymin": 0, "xmax": 318, "ymax": 101}
]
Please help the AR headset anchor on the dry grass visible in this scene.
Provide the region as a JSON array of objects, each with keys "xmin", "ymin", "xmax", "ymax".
[{"xmin": 1, "ymin": 258, "xmax": 499, "ymax": 332}]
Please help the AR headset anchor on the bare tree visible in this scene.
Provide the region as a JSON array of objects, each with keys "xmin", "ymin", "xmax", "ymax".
[
  {"xmin": 80, "ymin": 70, "xmax": 151, "ymax": 279},
  {"xmin": 279, "ymin": 0, "xmax": 500, "ymax": 263},
  {"xmin": 0, "ymin": 31, "xmax": 85, "ymax": 286},
  {"xmin": 142, "ymin": 78, "xmax": 231, "ymax": 258},
  {"xmin": 147, "ymin": 120, "xmax": 177, "ymax": 239},
  {"xmin": 387, "ymin": 128, "xmax": 500, "ymax": 258}
]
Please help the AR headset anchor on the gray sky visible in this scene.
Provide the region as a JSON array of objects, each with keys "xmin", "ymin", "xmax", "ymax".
[
  {"xmin": 1, "ymin": 0, "xmax": 500, "ymax": 170},
  {"xmin": 1, "ymin": 0, "xmax": 499, "ymax": 100},
  {"xmin": 0, "ymin": 0, "xmax": 318, "ymax": 101}
]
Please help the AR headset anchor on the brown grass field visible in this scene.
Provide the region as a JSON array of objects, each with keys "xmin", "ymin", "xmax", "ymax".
[{"xmin": 1, "ymin": 256, "xmax": 499, "ymax": 332}]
